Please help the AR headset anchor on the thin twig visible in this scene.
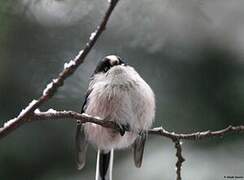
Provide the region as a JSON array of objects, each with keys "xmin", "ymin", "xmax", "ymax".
[
  {"xmin": 0, "ymin": 0, "xmax": 120, "ymax": 139},
  {"xmin": 3, "ymin": 108, "xmax": 244, "ymax": 141},
  {"xmin": 173, "ymin": 139, "xmax": 185, "ymax": 180},
  {"xmin": 2, "ymin": 109, "xmax": 243, "ymax": 180},
  {"xmin": 35, "ymin": 111, "xmax": 244, "ymax": 180},
  {"xmin": 33, "ymin": 109, "xmax": 122, "ymax": 132},
  {"xmin": 28, "ymin": 110, "xmax": 244, "ymax": 141},
  {"xmin": 149, "ymin": 125, "xmax": 244, "ymax": 179},
  {"xmin": 148, "ymin": 125, "xmax": 244, "ymax": 140}
]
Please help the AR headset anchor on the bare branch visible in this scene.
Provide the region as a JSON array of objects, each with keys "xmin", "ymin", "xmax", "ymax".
[
  {"xmin": 33, "ymin": 109, "xmax": 122, "ymax": 131},
  {"xmin": 148, "ymin": 125, "xmax": 244, "ymax": 140},
  {"xmin": 1, "ymin": 109, "xmax": 243, "ymax": 179},
  {"xmin": 173, "ymin": 139, "xmax": 185, "ymax": 180},
  {"xmin": 0, "ymin": 0, "xmax": 120, "ymax": 139},
  {"xmin": 33, "ymin": 111, "xmax": 243, "ymax": 180},
  {"xmin": 2, "ymin": 107, "xmax": 243, "ymax": 141},
  {"xmin": 149, "ymin": 125, "xmax": 244, "ymax": 180}
]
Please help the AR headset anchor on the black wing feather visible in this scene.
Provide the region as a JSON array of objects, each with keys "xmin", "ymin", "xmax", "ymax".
[
  {"xmin": 133, "ymin": 132, "xmax": 147, "ymax": 168},
  {"xmin": 75, "ymin": 88, "xmax": 92, "ymax": 170}
]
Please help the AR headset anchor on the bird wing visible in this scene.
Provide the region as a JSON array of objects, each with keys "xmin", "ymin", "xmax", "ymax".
[
  {"xmin": 75, "ymin": 89, "xmax": 92, "ymax": 170},
  {"xmin": 133, "ymin": 132, "xmax": 147, "ymax": 168}
]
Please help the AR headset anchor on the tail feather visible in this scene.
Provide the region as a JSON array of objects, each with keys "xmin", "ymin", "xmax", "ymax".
[
  {"xmin": 133, "ymin": 132, "xmax": 147, "ymax": 168},
  {"xmin": 96, "ymin": 149, "xmax": 114, "ymax": 180},
  {"xmin": 75, "ymin": 123, "xmax": 88, "ymax": 170}
]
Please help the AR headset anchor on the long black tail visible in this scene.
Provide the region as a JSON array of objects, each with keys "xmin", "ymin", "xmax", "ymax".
[{"xmin": 96, "ymin": 149, "xmax": 114, "ymax": 180}]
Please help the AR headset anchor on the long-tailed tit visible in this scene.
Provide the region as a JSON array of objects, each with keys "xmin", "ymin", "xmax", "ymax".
[{"xmin": 75, "ymin": 55, "xmax": 155, "ymax": 180}]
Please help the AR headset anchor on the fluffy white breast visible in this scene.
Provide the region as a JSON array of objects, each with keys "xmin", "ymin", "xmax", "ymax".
[{"xmin": 84, "ymin": 65, "xmax": 155, "ymax": 150}]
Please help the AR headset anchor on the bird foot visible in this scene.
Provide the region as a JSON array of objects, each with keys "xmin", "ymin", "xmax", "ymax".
[{"xmin": 117, "ymin": 123, "xmax": 130, "ymax": 136}]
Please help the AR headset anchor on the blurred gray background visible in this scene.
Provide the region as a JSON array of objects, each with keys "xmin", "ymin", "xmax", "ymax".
[{"xmin": 0, "ymin": 0, "xmax": 244, "ymax": 179}]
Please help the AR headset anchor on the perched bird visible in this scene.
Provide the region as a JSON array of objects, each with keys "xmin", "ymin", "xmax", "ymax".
[{"xmin": 76, "ymin": 55, "xmax": 155, "ymax": 180}]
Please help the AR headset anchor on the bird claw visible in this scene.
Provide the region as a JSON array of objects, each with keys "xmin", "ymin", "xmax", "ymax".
[{"xmin": 117, "ymin": 123, "xmax": 130, "ymax": 136}]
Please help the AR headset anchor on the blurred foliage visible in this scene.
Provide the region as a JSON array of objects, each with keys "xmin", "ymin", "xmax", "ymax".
[{"xmin": 0, "ymin": 0, "xmax": 244, "ymax": 179}]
